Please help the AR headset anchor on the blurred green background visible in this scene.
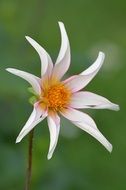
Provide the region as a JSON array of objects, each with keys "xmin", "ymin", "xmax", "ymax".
[{"xmin": 0, "ymin": 0, "xmax": 125, "ymax": 189}]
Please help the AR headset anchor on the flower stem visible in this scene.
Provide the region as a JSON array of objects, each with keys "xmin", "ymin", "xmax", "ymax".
[{"xmin": 25, "ymin": 129, "xmax": 34, "ymax": 190}]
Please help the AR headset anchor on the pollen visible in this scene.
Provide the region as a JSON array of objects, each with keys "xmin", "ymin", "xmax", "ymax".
[{"xmin": 42, "ymin": 83, "xmax": 71, "ymax": 111}]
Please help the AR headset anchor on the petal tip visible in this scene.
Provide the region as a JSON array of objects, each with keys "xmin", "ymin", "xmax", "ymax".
[
  {"xmin": 99, "ymin": 51, "xmax": 105, "ymax": 55},
  {"xmin": 47, "ymin": 153, "xmax": 52, "ymax": 160},
  {"xmin": 6, "ymin": 68, "xmax": 15, "ymax": 74},
  {"xmin": 115, "ymin": 104, "xmax": 120, "ymax": 111},
  {"xmin": 25, "ymin": 36, "xmax": 31, "ymax": 42},
  {"xmin": 58, "ymin": 21, "xmax": 64, "ymax": 26},
  {"xmin": 6, "ymin": 68, "xmax": 9, "ymax": 72},
  {"xmin": 111, "ymin": 103, "xmax": 120, "ymax": 111},
  {"xmin": 6, "ymin": 68, "xmax": 11, "ymax": 72},
  {"xmin": 16, "ymin": 138, "xmax": 21, "ymax": 143},
  {"xmin": 99, "ymin": 51, "xmax": 105, "ymax": 60},
  {"xmin": 108, "ymin": 143, "xmax": 113, "ymax": 153}
]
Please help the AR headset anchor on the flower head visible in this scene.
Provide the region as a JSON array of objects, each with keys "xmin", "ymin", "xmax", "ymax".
[{"xmin": 6, "ymin": 22, "xmax": 119, "ymax": 159}]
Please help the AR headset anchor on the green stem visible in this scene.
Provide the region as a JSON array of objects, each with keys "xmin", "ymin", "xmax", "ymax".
[{"xmin": 25, "ymin": 129, "xmax": 34, "ymax": 190}]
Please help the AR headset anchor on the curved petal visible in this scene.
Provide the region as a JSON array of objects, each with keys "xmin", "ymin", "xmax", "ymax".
[
  {"xmin": 47, "ymin": 113, "xmax": 60, "ymax": 160},
  {"xmin": 61, "ymin": 108, "xmax": 112, "ymax": 152},
  {"xmin": 73, "ymin": 120, "xmax": 112, "ymax": 152},
  {"xmin": 63, "ymin": 52, "xmax": 105, "ymax": 93},
  {"xmin": 63, "ymin": 75, "xmax": 88, "ymax": 93},
  {"xmin": 16, "ymin": 103, "xmax": 47, "ymax": 143},
  {"xmin": 6, "ymin": 68, "xmax": 41, "ymax": 95},
  {"xmin": 52, "ymin": 22, "xmax": 71, "ymax": 79},
  {"xmin": 26, "ymin": 36, "xmax": 53, "ymax": 77},
  {"xmin": 70, "ymin": 91, "xmax": 120, "ymax": 111},
  {"xmin": 80, "ymin": 52, "xmax": 105, "ymax": 76},
  {"xmin": 61, "ymin": 107, "xmax": 97, "ymax": 129}
]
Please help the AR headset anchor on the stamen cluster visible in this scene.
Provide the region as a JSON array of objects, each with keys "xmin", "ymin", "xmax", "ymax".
[{"xmin": 42, "ymin": 83, "xmax": 71, "ymax": 111}]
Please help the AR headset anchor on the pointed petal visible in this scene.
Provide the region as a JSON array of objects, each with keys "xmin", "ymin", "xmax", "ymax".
[
  {"xmin": 26, "ymin": 36, "xmax": 53, "ymax": 77},
  {"xmin": 52, "ymin": 22, "xmax": 71, "ymax": 79},
  {"xmin": 61, "ymin": 108, "xmax": 112, "ymax": 152},
  {"xmin": 61, "ymin": 107, "xmax": 97, "ymax": 129},
  {"xmin": 63, "ymin": 52, "xmax": 105, "ymax": 93},
  {"xmin": 47, "ymin": 113, "xmax": 60, "ymax": 160},
  {"xmin": 6, "ymin": 68, "xmax": 41, "ymax": 95},
  {"xmin": 16, "ymin": 104, "xmax": 47, "ymax": 143},
  {"xmin": 73, "ymin": 120, "xmax": 112, "ymax": 152},
  {"xmin": 70, "ymin": 91, "xmax": 120, "ymax": 111},
  {"xmin": 80, "ymin": 52, "xmax": 105, "ymax": 76}
]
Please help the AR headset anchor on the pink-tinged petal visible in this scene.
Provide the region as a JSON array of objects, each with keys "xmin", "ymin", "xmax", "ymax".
[
  {"xmin": 72, "ymin": 120, "xmax": 112, "ymax": 152},
  {"xmin": 80, "ymin": 52, "xmax": 105, "ymax": 76},
  {"xmin": 52, "ymin": 22, "xmax": 71, "ymax": 79},
  {"xmin": 47, "ymin": 113, "xmax": 60, "ymax": 160},
  {"xmin": 63, "ymin": 52, "xmax": 105, "ymax": 93},
  {"xmin": 25, "ymin": 36, "xmax": 53, "ymax": 77},
  {"xmin": 61, "ymin": 108, "xmax": 112, "ymax": 152},
  {"xmin": 70, "ymin": 91, "xmax": 120, "ymax": 111},
  {"xmin": 16, "ymin": 103, "xmax": 47, "ymax": 143},
  {"xmin": 6, "ymin": 68, "xmax": 41, "ymax": 95},
  {"xmin": 63, "ymin": 75, "xmax": 88, "ymax": 93},
  {"xmin": 61, "ymin": 108, "xmax": 97, "ymax": 129}
]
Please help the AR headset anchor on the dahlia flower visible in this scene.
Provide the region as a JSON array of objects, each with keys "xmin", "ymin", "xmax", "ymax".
[{"xmin": 6, "ymin": 22, "xmax": 119, "ymax": 159}]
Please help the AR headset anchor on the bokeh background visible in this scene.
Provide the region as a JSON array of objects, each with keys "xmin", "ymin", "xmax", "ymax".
[{"xmin": 0, "ymin": 0, "xmax": 125, "ymax": 189}]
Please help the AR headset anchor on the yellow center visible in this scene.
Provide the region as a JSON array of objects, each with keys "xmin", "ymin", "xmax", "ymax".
[{"xmin": 40, "ymin": 82, "xmax": 71, "ymax": 111}]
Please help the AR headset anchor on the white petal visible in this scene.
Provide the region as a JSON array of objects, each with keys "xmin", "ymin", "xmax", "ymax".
[
  {"xmin": 52, "ymin": 22, "xmax": 71, "ymax": 79},
  {"xmin": 16, "ymin": 104, "xmax": 47, "ymax": 143},
  {"xmin": 61, "ymin": 108, "xmax": 112, "ymax": 152},
  {"xmin": 63, "ymin": 52, "xmax": 105, "ymax": 93},
  {"xmin": 63, "ymin": 75, "xmax": 89, "ymax": 93},
  {"xmin": 80, "ymin": 51, "xmax": 105, "ymax": 76},
  {"xmin": 26, "ymin": 36, "xmax": 53, "ymax": 77},
  {"xmin": 70, "ymin": 91, "xmax": 120, "ymax": 111},
  {"xmin": 6, "ymin": 68, "xmax": 41, "ymax": 95},
  {"xmin": 47, "ymin": 114, "xmax": 60, "ymax": 160},
  {"xmin": 61, "ymin": 108, "xmax": 97, "ymax": 129},
  {"xmin": 73, "ymin": 120, "xmax": 112, "ymax": 152}
]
